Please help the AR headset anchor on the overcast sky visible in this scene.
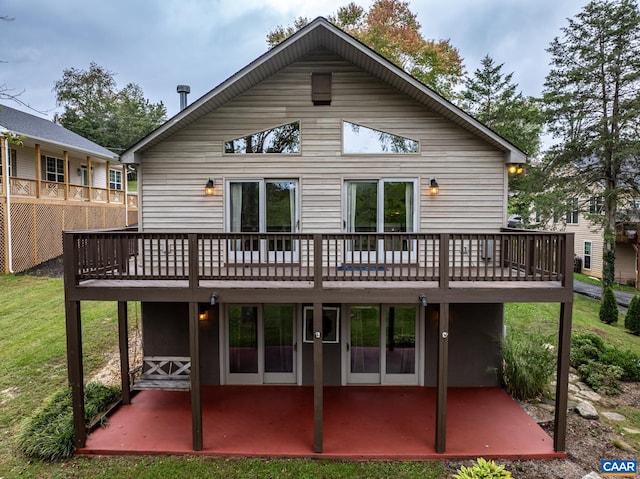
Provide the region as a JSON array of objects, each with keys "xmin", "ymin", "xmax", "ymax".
[{"xmin": 2, "ymin": 0, "xmax": 587, "ymax": 121}]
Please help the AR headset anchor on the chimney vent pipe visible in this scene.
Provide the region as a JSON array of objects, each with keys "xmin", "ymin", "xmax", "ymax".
[{"xmin": 177, "ymin": 85, "xmax": 191, "ymax": 111}]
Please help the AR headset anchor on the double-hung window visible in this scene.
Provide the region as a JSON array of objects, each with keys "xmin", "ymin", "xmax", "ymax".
[
  {"xmin": 1, "ymin": 148, "xmax": 17, "ymax": 177},
  {"xmin": 344, "ymin": 179, "xmax": 417, "ymax": 262},
  {"xmin": 227, "ymin": 179, "xmax": 299, "ymax": 262},
  {"xmin": 583, "ymin": 241, "xmax": 592, "ymax": 270},
  {"xmin": 567, "ymin": 198, "xmax": 579, "ymax": 225},
  {"xmin": 45, "ymin": 156, "xmax": 65, "ymax": 183},
  {"xmin": 110, "ymin": 169, "xmax": 123, "ymax": 190}
]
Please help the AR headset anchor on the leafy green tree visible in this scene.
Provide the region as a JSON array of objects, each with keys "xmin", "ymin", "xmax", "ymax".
[
  {"xmin": 53, "ymin": 62, "xmax": 167, "ymax": 154},
  {"xmin": 542, "ymin": 0, "xmax": 640, "ymax": 287},
  {"xmin": 267, "ymin": 0, "xmax": 464, "ymax": 99}
]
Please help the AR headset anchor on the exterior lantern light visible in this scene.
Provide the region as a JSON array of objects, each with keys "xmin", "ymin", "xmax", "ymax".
[
  {"xmin": 429, "ymin": 178, "xmax": 439, "ymax": 195},
  {"xmin": 198, "ymin": 305, "xmax": 209, "ymax": 321},
  {"xmin": 507, "ymin": 163, "xmax": 524, "ymax": 175},
  {"xmin": 204, "ymin": 178, "xmax": 215, "ymax": 195}
]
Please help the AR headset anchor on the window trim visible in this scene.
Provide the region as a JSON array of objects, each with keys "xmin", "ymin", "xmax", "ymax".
[
  {"xmin": 583, "ymin": 241, "xmax": 592, "ymax": 270},
  {"xmin": 567, "ymin": 198, "xmax": 579, "ymax": 225},
  {"xmin": 1, "ymin": 148, "xmax": 17, "ymax": 177},
  {"xmin": 45, "ymin": 155, "xmax": 65, "ymax": 183},
  {"xmin": 223, "ymin": 121, "xmax": 302, "ymax": 155},
  {"xmin": 342, "ymin": 120, "xmax": 420, "ymax": 155},
  {"xmin": 109, "ymin": 168, "xmax": 123, "ymax": 191}
]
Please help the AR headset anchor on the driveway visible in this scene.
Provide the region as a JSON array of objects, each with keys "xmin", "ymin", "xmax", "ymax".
[{"xmin": 573, "ymin": 280, "xmax": 636, "ymax": 308}]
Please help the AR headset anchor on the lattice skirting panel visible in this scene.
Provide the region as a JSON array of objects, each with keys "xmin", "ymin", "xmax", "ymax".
[{"xmin": 2, "ymin": 201, "xmax": 128, "ymax": 273}]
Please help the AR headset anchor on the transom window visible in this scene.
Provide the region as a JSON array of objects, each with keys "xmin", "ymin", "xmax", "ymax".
[
  {"xmin": 224, "ymin": 122, "xmax": 300, "ymax": 154},
  {"xmin": 110, "ymin": 169, "xmax": 123, "ymax": 190},
  {"xmin": 343, "ymin": 121, "xmax": 419, "ymax": 154},
  {"xmin": 46, "ymin": 156, "xmax": 65, "ymax": 183}
]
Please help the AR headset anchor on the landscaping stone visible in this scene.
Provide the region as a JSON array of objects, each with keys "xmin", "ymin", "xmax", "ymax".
[
  {"xmin": 576, "ymin": 389, "xmax": 602, "ymax": 402},
  {"xmin": 601, "ymin": 411, "xmax": 626, "ymax": 422},
  {"xmin": 582, "ymin": 472, "xmax": 601, "ymax": 479},
  {"xmin": 576, "ymin": 401, "xmax": 599, "ymax": 419},
  {"xmin": 622, "ymin": 427, "xmax": 640, "ymax": 435},
  {"xmin": 613, "ymin": 439, "xmax": 635, "ymax": 452}
]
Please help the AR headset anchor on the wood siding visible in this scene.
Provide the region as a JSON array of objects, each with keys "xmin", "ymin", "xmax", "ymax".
[{"xmin": 140, "ymin": 51, "xmax": 507, "ymax": 233}]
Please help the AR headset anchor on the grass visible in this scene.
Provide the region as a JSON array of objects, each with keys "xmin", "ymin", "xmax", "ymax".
[
  {"xmin": 574, "ymin": 272, "xmax": 639, "ymax": 294},
  {"xmin": 1, "ymin": 273, "xmax": 638, "ymax": 477},
  {"xmin": 128, "ymin": 180, "xmax": 137, "ymax": 192}
]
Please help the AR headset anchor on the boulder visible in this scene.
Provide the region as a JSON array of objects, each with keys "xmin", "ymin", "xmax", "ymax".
[{"xmin": 575, "ymin": 401, "xmax": 599, "ymax": 419}]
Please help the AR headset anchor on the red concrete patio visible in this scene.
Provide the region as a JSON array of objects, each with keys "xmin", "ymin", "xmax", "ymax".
[{"xmin": 78, "ymin": 386, "xmax": 565, "ymax": 460}]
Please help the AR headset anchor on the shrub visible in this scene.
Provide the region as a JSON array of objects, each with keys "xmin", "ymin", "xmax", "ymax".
[
  {"xmin": 571, "ymin": 333, "xmax": 640, "ymax": 393},
  {"xmin": 624, "ymin": 295, "xmax": 640, "ymax": 335},
  {"xmin": 599, "ymin": 286, "xmax": 619, "ymax": 325},
  {"xmin": 453, "ymin": 458, "xmax": 513, "ymax": 478},
  {"xmin": 16, "ymin": 382, "xmax": 120, "ymax": 461},
  {"xmin": 500, "ymin": 331, "xmax": 556, "ymax": 400},
  {"xmin": 577, "ymin": 361, "xmax": 624, "ymax": 395}
]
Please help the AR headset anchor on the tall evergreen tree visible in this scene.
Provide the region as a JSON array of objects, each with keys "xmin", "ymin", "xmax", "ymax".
[{"xmin": 543, "ymin": 0, "xmax": 640, "ymax": 287}]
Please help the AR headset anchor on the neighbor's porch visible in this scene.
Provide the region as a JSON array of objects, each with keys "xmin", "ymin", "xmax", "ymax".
[{"xmin": 79, "ymin": 386, "xmax": 564, "ymax": 460}]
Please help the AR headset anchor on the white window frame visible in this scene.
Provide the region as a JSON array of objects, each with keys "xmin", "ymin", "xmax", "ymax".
[
  {"xmin": 225, "ymin": 179, "xmax": 300, "ymax": 263},
  {"xmin": 109, "ymin": 168, "xmax": 123, "ymax": 190},
  {"xmin": 1, "ymin": 148, "xmax": 17, "ymax": 177},
  {"xmin": 45, "ymin": 156, "xmax": 65, "ymax": 183},
  {"xmin": 583, "ymin": 241, "xmax": 592, "ymax": 270},
  {"xmin": 343, "ymin": 178, "xmax": 418, "ymax": 263}
]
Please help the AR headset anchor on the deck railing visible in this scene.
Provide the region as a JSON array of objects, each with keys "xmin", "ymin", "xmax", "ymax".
[{"xmin": 66, "ymin": 231, "xmax": 568, "ymax": 287}]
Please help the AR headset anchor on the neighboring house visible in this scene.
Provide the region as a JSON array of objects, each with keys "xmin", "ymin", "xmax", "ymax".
[
  {"xmin": 0, "ymin": 104, "xmax": 137, "ymax": 273},
  {"xmin": 63, "ymin": 18, "xmax": 574, "ymax": 457},
  {"xmin": 553, "ymin": 196, "xmax": 639, "ymax": 287}
]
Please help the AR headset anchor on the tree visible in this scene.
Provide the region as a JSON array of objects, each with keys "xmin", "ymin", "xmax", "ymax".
[
  {"xmin": 599, "ymin": 286, "xmax": 619, "ymax": 324},
  {"xmin": 542, "ymin": 0, "xmax": 640, "ymax": 287},
  {"xmin": 267, "ymin": 0, "xmax": 464, "ymax": 99},
  {"xmin": 53, "ymin": 62, "xmax": 167, "ymax": 154},
  {"xmin": 625, "ymin": 295, "xmax": 640, "ymax": 334}
]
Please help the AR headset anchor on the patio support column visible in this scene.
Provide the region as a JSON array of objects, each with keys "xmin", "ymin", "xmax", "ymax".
[
  {"xmin": 435, "ymin": 302, "xmax": 449, "ymax": 454},
  {"xmin": 65, "ymin": 300, "xmax": 86, "ymax": 448},
  {"xmin": 189, "ymin": 301, "xmax": 203, "ymax": 451},
  {"xmin": 117, "ymin": 301, "xmax": 131, "ymax": 405},
  {"xmin": 313, "ymin": 301, "xmax": 323, "ymax": 453},
  {"xmin": 554, "ymin": 302, "xmax": 572, "ymax": 452}
]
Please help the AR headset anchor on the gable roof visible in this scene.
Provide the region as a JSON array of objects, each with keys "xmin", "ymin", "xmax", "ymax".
[
  {"xmin": 121, "ymin": 17, "xmax": 526, "ymax": 165},
  {"xmin": 0, "ymin": 104, "xmax": 118, "ymax": 160}
]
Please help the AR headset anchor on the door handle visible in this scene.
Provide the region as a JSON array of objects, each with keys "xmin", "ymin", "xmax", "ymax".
[{"xmin": 346, "ymin": 342, "xmax": 350, "ymax": 352}]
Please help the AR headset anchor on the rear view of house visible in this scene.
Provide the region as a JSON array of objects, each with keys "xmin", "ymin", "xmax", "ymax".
[
  {"xmin": 0, "ymin": 104, "xmax": 136, "ymax": 273},
  {"xmin": 64, "ymin": 18, "xmax": 574, "ymax": 458}
]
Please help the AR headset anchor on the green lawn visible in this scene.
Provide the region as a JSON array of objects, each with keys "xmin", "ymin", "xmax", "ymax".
[{"xmin": 1, "ymin": 273, "xmax": 638, "ymax": 477}]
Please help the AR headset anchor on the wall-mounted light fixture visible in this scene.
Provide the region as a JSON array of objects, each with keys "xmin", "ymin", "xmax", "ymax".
[
  {"xmin": 198, "ymin": 305, "xmax": 209, "ymax": 321},
  {"xmin": 204, "ymin": 178, "xmax": 215, "ymax": 195},
  {"xmin": 507, "ymin": 163, "xmax": 524, "ymax": 175},
  {"xmin": 429, "ymin": 178, "xmax": 439, "ymax": 195}
]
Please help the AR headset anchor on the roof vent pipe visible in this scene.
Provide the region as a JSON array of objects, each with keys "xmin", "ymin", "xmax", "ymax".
[{"xmin": 177, "ymin": 85, "xmax": 190, "ymax": 111}]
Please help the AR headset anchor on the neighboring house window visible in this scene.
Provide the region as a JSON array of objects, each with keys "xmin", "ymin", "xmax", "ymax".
[
  {"xmin": 224, "ymin": 122, "xmax": 300, "ymax": 154},
  {"xmin": 110, "ymin": 169, "xmax": 123, "ymax": 190},
  {"xmin": 345, "ymin": 179, "xmax": 417, "ymax": 234},
  {"xmin": 45, "ymin": 156, "xmax": 65, "ymax": 183},
  {"xmin": 589, "ymin": 196, "xmax": 603, "ymax": 214},
  {"xmin": 583, "ymin": 241, "xmax": 592, "ymax": 270},
  {"xmin": 0, "ymin": 148, "xmax": 17, "ymax": 177},
  {"xmin": 343, "ymin": 121, "xmax": 419, "ymax": 154},
  {"xmin": 228, "ymin": 179, "xmax": 298, "ymax": 234},
  {"xmin": 566, "ymin": 198, "xmax": 579, "ymax": 225}
]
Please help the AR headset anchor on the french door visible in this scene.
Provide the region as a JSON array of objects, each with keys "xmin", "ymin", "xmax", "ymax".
[
  {"xmin": 344, "ymin": 179, "xmax": 417, "ymax": 263},
  {"xmin": 346, "ymin": 305, "xmax": 419, "ymax": 385},
  {"xmin": 228, "ymin": 180, "xmax": 299, "ymax": 263},
  {"xmin": 225, "ymin": 305, "xmax": 297, "ymax": 384}
]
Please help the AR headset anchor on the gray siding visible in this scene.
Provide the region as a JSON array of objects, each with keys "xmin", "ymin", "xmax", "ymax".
[{"xmin": 140, "ymin": 52, "xmax": 507, "ymax": 233}]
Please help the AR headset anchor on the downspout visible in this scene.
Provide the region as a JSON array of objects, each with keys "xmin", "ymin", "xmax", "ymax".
[{"xmin": 3, "ymin": 135, "xmax": 13, "ymax": 273}]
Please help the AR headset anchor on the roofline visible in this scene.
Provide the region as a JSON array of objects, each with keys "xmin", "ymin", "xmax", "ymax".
[
  {"xmin": 0, "ymin": 127, "xmax": 119, "ymax": 162},
  {"xmin": 121, "ymin": 17, "xmax": 526, "ymax": 165}
]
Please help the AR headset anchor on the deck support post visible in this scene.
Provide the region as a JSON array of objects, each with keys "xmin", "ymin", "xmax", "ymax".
[
  {"xmin": 313, "ymin": 301, "xmax": 323, "ymax": 453},
  {"xmin": 554, "ymin": 301, "xmax": 573, "ymax": 452},
  {"xmin": 117, "ymin": 301, "xmax": 131, "ymax": 405},
  {"xmin": 189, "ymin": 301, "xmax": 203, "ymax": 451},
  {"xmin": 65, "ymin": 300, "xmax": 86, "ymax": 448},
  {"xmin": 435, "ymin": 302, "xmax": 449, "ymax": 454}
]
